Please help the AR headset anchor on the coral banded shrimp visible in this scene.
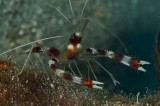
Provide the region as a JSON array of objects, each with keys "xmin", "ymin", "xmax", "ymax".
[{"xmin": 0, "ymin": 0, "xmax": 150, "ymax": 90}]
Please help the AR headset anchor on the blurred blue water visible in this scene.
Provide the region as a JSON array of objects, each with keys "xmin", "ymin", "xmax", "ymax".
[
  {"xmin": 1, "ymin": 0, "xmax": 160, "ymax": 95},
  {"xmin": 113, "ymin": 6, "xmax": 160, "ymax": 94}
]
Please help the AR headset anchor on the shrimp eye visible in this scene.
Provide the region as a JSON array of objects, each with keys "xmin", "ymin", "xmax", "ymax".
[{"xmin": 70, "ymin": 33, "xmax": 82, "ymax": 46}]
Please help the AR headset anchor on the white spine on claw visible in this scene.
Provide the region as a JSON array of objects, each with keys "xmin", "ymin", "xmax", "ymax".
[
  {"xmin": 55, "ymin": 69, "xmax": 64, "ymax": 77},
  {"xmin": 93, "ymin": 85, "xmax": 103, "ymax": 90},
  {"xmin": 48, "ymin": 60, "xmax": 55, "ymax": 67},
  {"xmin": 121, "ymin": 56, "xmax": 131, "ymax": 66},
  {"xmin": 91, "ymin": 48, "xmax": 98, "ymax": 54},
  {"xmin": 72, "ymin": 76, "xmax": 81, "ymax": 84},
  {"xmin": 92, "ymin": 80, "xmax": 104, "ymax": 85},
  {"xmin": 140, "ymin": 61, "xmax": 150, "ymax": 65},
  {"xmin": 138, "ymin": 67, "xmax": 146, "ymax": 72},
  {"xmin": 106, "ymin": 51, "xmax": 114, "ymax": 58}
]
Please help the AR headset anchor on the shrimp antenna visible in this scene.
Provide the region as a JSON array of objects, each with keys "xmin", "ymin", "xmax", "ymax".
[
  {"xmin": 77, "ymin": 0, "xmax": 89, "ymax": 32},
  {"xmin": 36, "ymin": 54, "xmax": 53, "ymax": 83},
  {"xmin": 69, "ymin": 0, "xmax": 76, "ymax": 20},
  {"xmin": 68, "ymin": 63, "xmax": 76, "ymax": 76},
  {"xmin": 68, "ymin": 0, "xmax": 80, "ymax": 31},
  {"xmin": 95, "ymin": 61, "xmax": 120, "ymax": 86},
  {"xmin": 47, "ymin": 4, "xmax": 72, "ymax": 25},
  {"xmin": 81, "ymin": 0, "xmax": 89, "ymax": 18},
  {"xmin": 87, "ymin": 61, "xmax": 98, "ymax": 81},
  {"xmin": 87, "ymin": 64, "xmax": 90, "ymax": 80},
  {"xmin": 15, "ymin": 45, "xmax": 34, "ymax": 76},
  {"xmin": 81, "ymin": 18, "xmax": 89, "ymax": 34},
  {"xmin": 0, "ymin": 36, "xmax": 63, "ymax": 56},
  {"xmin": 74, "ymin": 61, "xmax": 82, "ymax": 77},
  {"xmin": 81, "ymin": 18, "xmax": 128, "ymax": 53}
]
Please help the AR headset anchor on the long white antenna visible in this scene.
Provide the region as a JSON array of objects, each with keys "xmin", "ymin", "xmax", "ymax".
[
  {"xmin": 68, "ymin": 63, "xmax": 76, "ymax": 76},
  {"xmin": 47, "ymin": 4, "xmax": 72, "ymax": 24},
  {"xmin": 81, "ymin": 18, "xmax": 128, "ymax": 52},
  {"xmin": 81, "ymin": 0, "xmax": 89, "ymax": 18},
  {"xmin": 87, "ymin": 61, "xmax": 98, "ymax": 81},
  {"xmin": 95, "ymin": 61, "xmax": 120, "ymax": 86},
  {"xmin": 15, "ymin": 45, "xmax": 34, "ymax": 76},
  {"xmin": 69, "ymin": 0, "xmax": 76, "ymax": 19},
  {"xmin": 74, "ymin": 61, "xmax": 82, "ymax": 77},
  {"xmin": 0, "ymin": 36, "xmax": 63, "ymax": 56}
]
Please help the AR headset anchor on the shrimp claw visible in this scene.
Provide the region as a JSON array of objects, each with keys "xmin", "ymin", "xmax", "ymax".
[{"xmin": 85, "ymin": 48, "xmax": 150, "ymax": 72}]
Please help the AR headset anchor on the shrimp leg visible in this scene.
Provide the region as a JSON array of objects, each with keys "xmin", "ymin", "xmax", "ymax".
[
  {"xmin": 48, "ymin": 59, "xmax": 104, "ymax": 89},
  {"xmin": 85, "ymin": 48, "xmax": 150, "ymax": 72}
]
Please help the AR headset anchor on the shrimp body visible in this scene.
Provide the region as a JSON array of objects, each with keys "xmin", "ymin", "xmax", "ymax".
[
  {"xmin": 0, "ymin": 0, "xmax": 150, "ymax": 90},
  {"xmin": 27, "ymin": 30, "xmax": 149, "ymax": 89}
]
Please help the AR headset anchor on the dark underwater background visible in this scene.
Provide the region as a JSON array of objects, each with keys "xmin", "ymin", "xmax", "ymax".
[
  {"xmin": 112, "ymin": 0, "xmax": 160, "ymax": 94},
  {"xmin": 0, "ymin": 0, "xmax": 160, "ymax": 95}
]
